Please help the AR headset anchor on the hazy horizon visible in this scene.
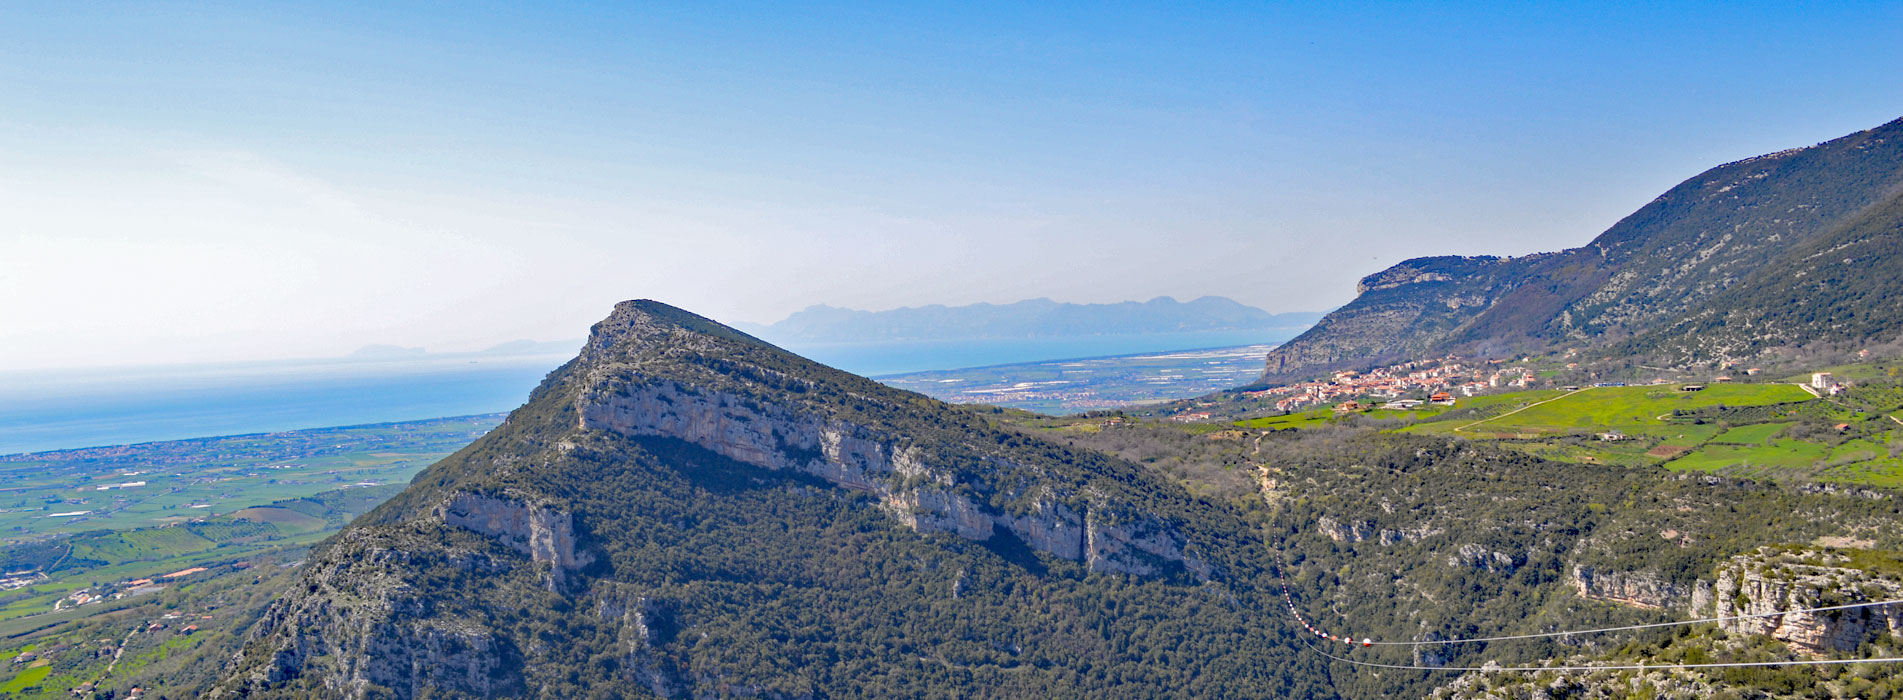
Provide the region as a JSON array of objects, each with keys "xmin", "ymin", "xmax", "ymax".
[{"xmin": 5, "ymin": 3, "xmax": 1900, "ymax": 371}]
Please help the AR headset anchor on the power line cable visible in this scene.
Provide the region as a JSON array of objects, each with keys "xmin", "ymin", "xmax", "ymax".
[
  {"xmin": 1299, "ymin": 636, "xmax": 1903, "ymax": 672},
  {"xmin": 1278, "ymin": 579, "xmax": 1903, "ymax": 647}
]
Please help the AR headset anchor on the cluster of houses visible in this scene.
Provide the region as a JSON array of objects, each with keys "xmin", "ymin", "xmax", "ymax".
[
  {"xmin": 54, "ymin": 566, "xmax": 220, "ymax": 611},
  {"xmin": 1244, "ymin": 356, "xmax": 1538, "ymax": 413},
  {"xmin": 54, "ymin": 588, "xmax": 105, "ymax": 610},
  {"xmin": 1811, "ymin": 372, "xmax": 1849, "ymax": 396},
  {"xmin": 0, "ymin": 570, "xmax": 45, "ymax": 591}
]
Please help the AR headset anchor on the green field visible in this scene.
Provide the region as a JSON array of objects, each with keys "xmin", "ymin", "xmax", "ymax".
[
  {"xmin": 1225, "ymin": 372, "xmax": 1903, "ymax": 487},
  {"xmin": 1710, "ymin": 422, "xmax": 1792, "ymax": 445},
  {"xmin": 1235, "ymin": 392, "xmax": 1574, "ymax": 432},
  {"xmin": 1237, "ymin": 408, "xmax": 1339, "ymax": 430},
  {"xmin": 1387, "ymin": 378, "xmax": 1903, "ymax": 487},
  {"xmin": 0, "ymin": 417, "xmax": 499, "ymax": 646},
  {"xmin": 1668, "ymin": 442, "xmax": 1830, "ymax": 473},
  {"xmin": 0, "ymin": 664, "xmax": 50, "ymax": 693},
  {"xmin": 0, "ymin": 414, "xmax": 500, "ymax": 539},
  {"xmin": 229, "ymin": 506, "xmax": 328, "ymax": 533},
  {"xmin": 1447, "ymin": 384, "xmax": 1812, "ymax": 437}
]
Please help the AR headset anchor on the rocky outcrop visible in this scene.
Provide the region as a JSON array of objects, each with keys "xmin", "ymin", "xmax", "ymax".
[
  {"xmin": 1569, "ymin": 549, "xmax": 1903, "ymax": 654},
  {"xmin": 597, "ymin": 590, "xmax": 683, "ymax": 697},
  {"xmin": 1317, "ymin": 516, "xmax": 1371, "ymax": 544},
  {"xmin": 437, "ymin": 492, "xmax": 589, "ymax": 590},
  {"xmin": 1697, "ymin": 548, "xmax": 1903, "ymax": 654},
  {"xmin": 1569, "ymin": 565, "xmax": 1692, "ymax": 610},
  {"xmin": 1085, "ymin": 512, "xmax": 1209, "ymax": 579},
  {"xmin": 1316, "ymin": 515, "xmax": 1442, "ymax": 547},
  {"xmin": 578, "ymin": 379, "xmax": 1204, "ymax": 579},
  {"xmin": 1448, "ymin": 543, "xmax": 1520, "ymax": 574},
  {"xmin": 213, "ymin": 532, "xmax": 526, "ymax": 700}
]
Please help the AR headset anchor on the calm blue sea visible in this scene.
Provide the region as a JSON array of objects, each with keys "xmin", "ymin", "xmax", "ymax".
[
  {"xmin": 0, "ymin": 330, "xmax": 1293, "ymax": 456},
  {"xmin": 0, "ymin": 356, "xmax": 569, "ymax": 456}
]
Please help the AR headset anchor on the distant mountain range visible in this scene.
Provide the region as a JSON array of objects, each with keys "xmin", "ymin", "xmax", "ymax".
[
  {"xmin": 1258, "ymin": 116, "xmax": 1903, "ymax": 384},
  {"xmin": 736, "ymin": 296, "xmax": 1322, "ymax": 344}
]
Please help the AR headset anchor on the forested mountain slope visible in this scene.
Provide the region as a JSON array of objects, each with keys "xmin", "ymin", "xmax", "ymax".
[
  {"xmin": 1624, "ymin": 189, "xmax": 1903, "ymax": 363},
  {"xmin": 209, "ymin": 301, "xmax": 1328, "ymax": 699},
  {"xmin": 1260, "ymin": 116, "xmax": 1903, "ymax": 384}
]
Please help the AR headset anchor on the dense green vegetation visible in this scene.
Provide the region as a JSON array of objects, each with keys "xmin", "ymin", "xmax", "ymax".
[{"xmin": 1628, "ymin": 191, "xmax": 1903, "ymax": 363}]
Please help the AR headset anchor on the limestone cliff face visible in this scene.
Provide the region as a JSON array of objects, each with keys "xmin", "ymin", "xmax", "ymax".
[
  {"xmin": 575, "ymin": 379, "xmax": 1203, "ymax": 579},
  {"xmin": 437, "ymin": 492, "xmax": 590, "ymax": 590},
  {"xmin": 1568, "ymin": 565, "xmax": 1694, "ymax": 610},
  {"xmin": 1696, "ymin": 549, "xmax": 1903, "ymax": 654},
  {"xmin": 1570, "ymin": 548, "xmax": 1903, "ymax": 654}
]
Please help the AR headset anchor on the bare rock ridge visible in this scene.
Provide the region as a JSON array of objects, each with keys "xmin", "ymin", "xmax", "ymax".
[
  {"xmin": 1259, "ymin": 116, "xmax": 1903, "ymax": 384},
  {"xmin": 571, "ymin": 301, "xmax": 1208, "ymax": 579}
]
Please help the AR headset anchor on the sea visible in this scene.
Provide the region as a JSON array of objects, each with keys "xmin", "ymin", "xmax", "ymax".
[{"xmin": 0, "ymin": 329, "xmax": 1293, "ymax": 456}]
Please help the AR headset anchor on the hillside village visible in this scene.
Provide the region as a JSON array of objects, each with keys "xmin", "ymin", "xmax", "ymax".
[{"xmin": 1241, "ymin": 355, "xmax": 1536, "ymax": 413}]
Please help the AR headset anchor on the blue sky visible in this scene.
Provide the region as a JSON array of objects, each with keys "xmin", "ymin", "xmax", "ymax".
[{"xmin": 3, "ymin": 2, "xmax": 1900, "ymax": 369}]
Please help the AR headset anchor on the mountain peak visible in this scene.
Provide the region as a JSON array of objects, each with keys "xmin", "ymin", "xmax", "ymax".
[
  {"xmin": 216, "ymin": 301, "xmax": 1303, "ymax": 697},
  {"xmin": 583, "ymin": 299, "xmax": 779, "ymax": 360}
]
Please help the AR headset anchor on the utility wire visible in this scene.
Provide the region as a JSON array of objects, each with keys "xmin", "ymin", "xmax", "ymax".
[
  {"xmin": 1300, "ymin": 637, "xmax": 1903, "ymax": 673},
  {"xmin": 1279, "ymin": 580, "xmax": 1903, "ymax": 647},
  {"xmin": 1360, "ymin": 599, "xmax": 1903, "ymax": 647}
]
